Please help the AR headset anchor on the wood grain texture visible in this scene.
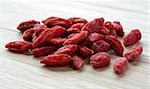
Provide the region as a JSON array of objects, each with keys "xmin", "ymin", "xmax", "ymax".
[{"xmin": 0, "ymin": 0, "xmax": 149, "ymax": 89}]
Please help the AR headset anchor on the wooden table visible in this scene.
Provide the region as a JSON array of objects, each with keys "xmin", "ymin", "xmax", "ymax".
[{"xmin": 0, "ymin": 1, "xmax": 149, "ymax": 89}]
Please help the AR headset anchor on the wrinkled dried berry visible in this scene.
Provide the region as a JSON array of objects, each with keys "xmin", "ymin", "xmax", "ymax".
[
  {"xmin": 67, "ymin": 23, "xmax": 84, "ymax": 33},
  {"xmin": 64, "ymin": 31, "xmax": 88, "ymax": 45},
  {"xmin": 40, "ymin": 54, "xmax": 72, "ymax": 66},
  {"xmin": 92, "ymin": 40, "xmax": 110, "ymax": 52},
  {"xmin": 32, "ymin": 46, "xmax": 57, "ymax": 57},
  {"xmin": 5, "ymin": 41, "xmax": 32, "ymax": 53},
  {"xmin": 89, "ymin": 33, "xmax": 105, "ymax": 42},
  {"xmin": 68, "ymin": 17, "xmax": 88, "ymax": 24},
  {"xmin": 113, "ymin": 21, "xmax": 124, "ymax": 37},
  {"xmin": 82, "ymin": 18, "xmax": 104, "ymax": 34},
  {"xmin": 55, "ymin": 44, "xmax": 78, "ymax": 56},
  {"xmin": 123, "ymin": 29, "xmax": 142, "ymax": 47},
  {"xmin": 48, "ymin": 38, "xmax": 67, "ymax": 45},
  {"xmin": 42, "ymin": 17, "xmax": 72, "ymax": 28},
  {"xmin": 71, "ymin": 55, "xmax": 84, "ymax": 70},
  {"xmin": 78, "ymin": 46, "xmax": 94, "ymax": 58},
  {"xmin": 90, "ymin": 52, "xmax": 110, "ymax": 68},
  {"xmin": 124, "ymin": 44, "xmax": 143, "ymax": 62},
  {"xmin": 105, "ymin": 35, "xmax": 124, "ymax": 56},
  {"xmin": 17, "ymin": 20, "xmax": 40, "ymax": 33},
  {"xmin": 34, "ymin": 24, "xmax": 47, "ymax": 36},
  {"xmin": 104, "ymin": 21, "xmax": 117, "ymax": 37},
  {"xmin": 113, "ymin": 57, "xmax": 128, "ymax": 74},
  {"xmin": 33, "ymin": 26, "xmax": 65, "ymax": 48},
  {"xmin": 23, "ymin": 28, "xmax": 35, "ymax": 42}
]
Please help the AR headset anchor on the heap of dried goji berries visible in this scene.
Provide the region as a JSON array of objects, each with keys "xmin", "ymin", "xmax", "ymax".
[{"xmin": 5, "ymin": 17, "xmax": 143, "ymax": 75}]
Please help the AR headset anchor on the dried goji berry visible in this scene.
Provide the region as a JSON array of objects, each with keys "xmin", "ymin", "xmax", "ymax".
[
  {"xmin": 17, "ymin": 20, "xmax": 40, "ymax": 33},
  {"xmin": 5, "ymin": 41, "xmax": 32, "ymax": 53},
  {"xmin": 92, "ymin": 40, "xmax": 110, "ymax": 52},
  {"xmin": 47, "ymin": 38, "xmax": 67, "ymax": 45},
  {"xmin": 32, "ymin": 46, "xmax": 57, "ymax": 57},
  {"xmin": 63, "ymin": 31, "xmax": 88, "ymax": 45},
  {"xmin": 78, "ymin": 46, "xmax": 94, "ymax": 58},
  {"xmin": 40, "ymin": 54, "xmax": 72, "ymax": 66},
  {"xmin": 67, "ymin": 23, "xmax": 84, "ymax": 33},
  {"xmin": 105, "ymin": 35, "xmax": 124, "ymax": 56},
  {"xmin": 113, "ymin": 21, "xmax": 124, "ymax": 37},
  {"xmin": 123, "ymin": 29, "xmax": 142, "ymax": 47},
  {"xmin": 23, "ymin": 28, "xmax": 35, "ymax": 42},
  {"xmin": 34, "ymin": 24, "xmax": 47, "ymax": 36},
  {"xmin": 113, "ymin": 57, "xmax": 128, "ymax": 74},
  {"xmin": 68, "ymin": 17, "xmax": 88, "ymax": 24},
  {"xmin": 71, "ymin": 55, "xmax": 84, "ymax": 70},
  {"xmin": 33, "ymin": 26, "xmax": 65, "ymax": 48},
  {"xmin": 100, "ymin": 26, "xmax": 110, "ymax": 35},
  {"xmin": 90, "ymin": 52, "xmax": 110, "ymax": 68},
  {"xmin": 55, "ymin": 44, "xmax": 78, "ymax": 56},
  {"xmin": 81, "ymin": 18, "xmax": 104, "ymax": 34},
  {"xmin": 81, "ymin": 37, "xmax": 93, "ymax": 48},
  {"xmin": 89, "ymin": 33, "xmax": 105, "ymax": 42},
  {"xmin": 42, "ymin": 17, "xmax": 72, "ymax": 28},
  {"xmin": 124, "ymin": 44, "xmax": 143, "ymax": 62},
  {"xmin": 104, "ymin": 21, "xmax": 117, "ymax": 37}
]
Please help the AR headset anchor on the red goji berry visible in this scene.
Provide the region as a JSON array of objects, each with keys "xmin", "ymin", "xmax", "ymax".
[
  {"xmin": 71, "ymin": 55, "xmax": 85, "ymax": 70},
  {"xmin": 90, "ymin": 52, "xmax": 110, "ymax": 68},
  {"xmin": 113, "ymin": 57, "xmax": 129, "ymax": 75},
  {"xmin": 40, "ymin": 54, "xmax": 72, "ymax": 66},
  {"xmin": 92, "ymin": 40, "xmax": 110, "ymax": 52},
  {"xmin": 5, "ymin": 41, "xmax": 32, "ymax": 53},
  {"xmin": 32, "ymin": 46, "xmax": 57, "ymax": 57},
  {"xmin": 42, "ymin": 17, "xmax": 72, "ymax": 28},
  {"xmin": 105, "ymin": 35, "xmax": 124, "ymax": 56},
  {"xmin": 123, "ymin": 29, "xmax": 142, "ymax": 47},
  {"xmin": 124, "ymin": 44, "xmax": 143, "ymax": 62},
  {"xmin": 23, "ymin": 28, "xmax": 35, "ymax": 42},
  {"xmin": 55, "ymin": 44, "xmax": 78, "ymax": 56},
  {"xmin": 63, "ymin": 31, "xmax": 88, "ymax": 45},
  {"xmin": 78, "ymin": 46, "xmax": 94, "ymax": 58},
  {"xmin": 17, "ymin": 20, "xmax": 40, "ymax": 33},
  {"xmin": 68, "ymin": 17, "xmax": 88, "ymax": 24}
]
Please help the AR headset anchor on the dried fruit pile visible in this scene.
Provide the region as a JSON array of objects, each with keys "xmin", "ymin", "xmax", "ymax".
[{"xmin": 5, "ymin": 17, "xmax": 143, "ymax": 75}]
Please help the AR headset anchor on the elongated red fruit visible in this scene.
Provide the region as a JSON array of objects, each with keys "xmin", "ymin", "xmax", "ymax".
[{"xmin": 124, "ymin": 44, "xmax": 143, "ymax": 62}]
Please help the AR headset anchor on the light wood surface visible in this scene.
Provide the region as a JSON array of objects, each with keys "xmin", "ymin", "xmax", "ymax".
[{"xmin": 0, "ymin": 1, "xmax": 149, "ymax": 89}]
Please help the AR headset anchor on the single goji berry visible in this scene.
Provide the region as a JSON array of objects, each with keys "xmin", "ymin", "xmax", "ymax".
[
  {"xmin": 90, "ymin": 52, "xmax": 110, "ymax": 68},
  {"xmin": 105, "ymin": 35, "xmax": 124, "ymax": 56},
  {"xmin": 17, "ymin": 20, "xmax": 40, "ymax": 33},
  {"xmin": 55, "ymin": 44, "xmax": 78, "ymax": 56},
  {"xmin": 5, "ymin": 41, "xmax": 32, "ymax": 53},
  {"xmin": 113, "ymin": 21, "xmax": 124, "ymax": 37},
  {"xmin": 89, "ymin": 33, "xmax": 105, "ymax": 42},
  {"xmin": 92, "ymin": 40, "xmax": 110, "ymax": 52},
  {"xmin": 33, "ymin": 26, "xmax": 65, "ymax": 48},
  {"xmin": 78, "ymin": 46, "xmax": 94, "ymax": 58},
  {"xmin": 67, "ymin": 23, "xmax": 84, "ymax": 33},
  {"xmin": 71, "ymin": 55, "xmax": 85, "ymax": 70},
  {"xmin": 47, "ymin": 38, "xmax": 67, "ymax": 45},
  {"xmin": 40, "ymin": 54, "xmax": 72, "ymax": 66},
  {"xmin": 68, "ymin": 17, "xmax": 88, "ymax": 24},
  {"xmin": 42, "ymin": 17, "xmax": 72, "ymax": 28},
  {"xmin": 123, "ymin": 29, "xmax": 142, "ymax": 47},
  {"xmin": 81, "ymin": 18, "xmax": 104, "ymax": 34},
  {"xmin": 124, "ymin": 44, "xmax": 143, "ymax": 62},
  {"xmin": 63, "ymin": 31, "xmax": 88, "ymax": 45},
  {"xmin": 32, "ymin": 46, "xmax": 57, "ymax": 57},
  {"xmin": 23, "ymin": 28, "xmax": 35, "ymax": 42},
  {"xmin": 113, "ymin": 57, "xmax": 128, "ymax": 75}
]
